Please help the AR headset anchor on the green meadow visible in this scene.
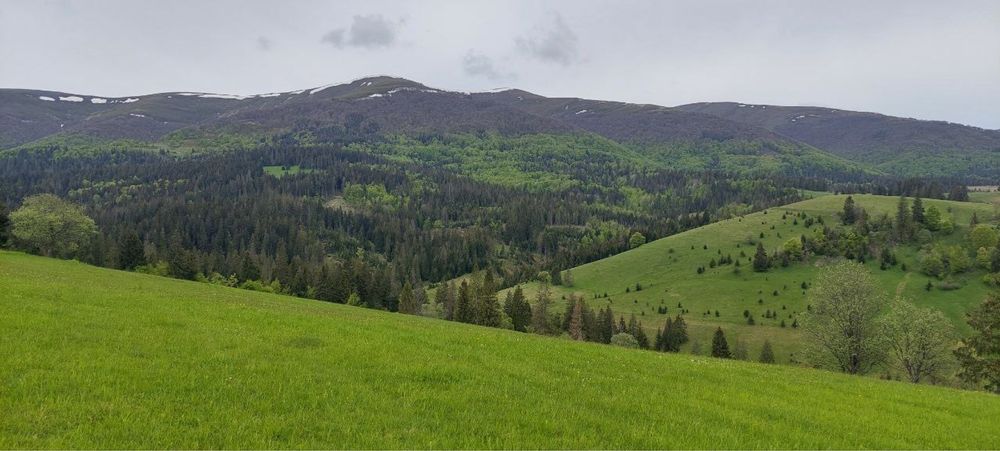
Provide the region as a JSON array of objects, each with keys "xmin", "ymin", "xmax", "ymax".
[
  {"xmin": 511, "ymin": 194, "xmax": 998, "ymax": 362},
  {"xmin": 2, "ymin": 251, "xmax": 999, "ymax": 448}
]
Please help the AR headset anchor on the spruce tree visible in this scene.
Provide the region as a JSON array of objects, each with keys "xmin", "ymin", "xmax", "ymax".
[
  {"xmin": 436, "ymin": 281, "xmax": 453, "ymax": 320},
  {"xmin": 753, "ymin": 242, "xmax": 769, "ymax": 272},
  {"xmin": 759, "ymin": 340, "xmax": 776, "ymax": 363},
  {"xmin": 568, "ymin": 297, "xmax": 584, "ymax": 340},
  {"xmin": 711, "ymin": 327, "xmax": 731, "ymax": 358},
  {"xmin": 955, "ymin": 293, "xmax": 1000, "ymax": 393},
  {"xmin": 314, "ymin": 264, "xmax": 337, "ymax": 302},
  {"xmin": 455, "ymin": 280, "xmax": 473, "ymax": 323},
  {"xmin": 911, "ymin": 197, "xmax": 925, "ymax": 225},
  {"xmin": 397, "ymin": 282, "xmax": 419, "ymax": 315},
  {"xmin": 598, "ymin": 307, "xmax": 615, "ymax": 343},
  {"xmin": 0, "ymin": 200, "xmax": 9, "ymax": 248},
  {"xmin": 503, "ymin": 286, "xmax": 532, "ymax": 332},
  {"xmin": 117, "ymin": 230, "xmax": 146, "ymax": 270},
  {"xmin": 531, "ymin": 281, "xmax": 552, "ymax": 334},
  {"xmin": 842, "ymin": 196, "xmax": 857, "ymax": 225}
]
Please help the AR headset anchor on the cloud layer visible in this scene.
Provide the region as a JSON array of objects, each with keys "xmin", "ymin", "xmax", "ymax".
[{"xmin": 322, "ymin": 14, "xmax": 400, "ymax": 49}]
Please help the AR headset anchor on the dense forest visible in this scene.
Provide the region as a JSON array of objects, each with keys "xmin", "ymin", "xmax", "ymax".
[{"xmin": 0, "ymin": 124, "xmax": 974, "ymax": 310}]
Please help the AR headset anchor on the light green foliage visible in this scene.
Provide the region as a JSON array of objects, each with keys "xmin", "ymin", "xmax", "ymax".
[
  {"xmin": 506, "ymin": 194, "xmax": 996, "ymax": 363},
  {"xmin": 782, "ymin": 238, "xmax": 804, "ymax": 260},
  {"xmin": 628, "ymin": 231, "xmax": 646, "ymax": 249},
  {"xmin": 263, "ymin": 165, "xmax": 316, "ymax": 178},
  {"xmin": 925, "ymin": 205, "xmax": 942, "ymax": 231},
  {"xmin": 10, "ymin": 194, "xmax": 97, "ymax": 258},
  {"xmin": 802, "ymin": 261, "xmax": 888, "ymax": 374},
  {"xmin": 2, "ymin": 251, "xmax": 1000, "ymax": 448},
  {"xmin": 970, "ymin": 225, "xmax": 999, "ymax": 251},
  {"xmin": 610, "ymin": 332, "xmax": 639, "ymax": 348},
  {"xmin": 880, "ymin": 298, "xmax": 956, "ymax": 383},
  {"xmin": 342, "ymin": 183, "xmax": 401, "ymax": 210}
]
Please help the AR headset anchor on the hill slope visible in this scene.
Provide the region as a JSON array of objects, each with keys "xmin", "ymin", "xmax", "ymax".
[
  {"xmin": 676, "ymin": 102, "xmax": 1000, "ymax": 180},
  {"xmin": 2, "ymin": 250, "xmax": 1000, "ymax": 448},
  {"xmin": 510, "ymin": 194, "xmax": 997, "ymax": 360}
]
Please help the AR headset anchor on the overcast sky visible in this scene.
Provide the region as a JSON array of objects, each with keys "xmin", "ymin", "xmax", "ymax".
[{"xmin": 2, "ymin": 0, "xmax": 999, "ymax": 129}]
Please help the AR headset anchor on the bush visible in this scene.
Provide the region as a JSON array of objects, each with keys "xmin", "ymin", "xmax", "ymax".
[{"xmin": 610, "ymin": 333, "xmax": 639, "ymax": 348}]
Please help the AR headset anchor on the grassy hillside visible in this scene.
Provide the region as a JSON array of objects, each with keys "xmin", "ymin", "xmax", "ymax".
[
  {"xmin": 510, "ymin": 194, "xmax": 997, "ymax": 362},
  {"xmin": 2, "ymin": 251, "xmax": 999, "ymax": 448}
]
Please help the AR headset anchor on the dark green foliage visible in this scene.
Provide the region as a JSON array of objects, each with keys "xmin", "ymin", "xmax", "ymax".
[
  {"xmin": 842, "ymin": 196, "xmax": 857, "ymax": 224},
  {"xmin": 911, "ymin": 197, "xmax": 925, "ymax": 224},
  {"xmin": 117, "ymin": 230, "xmax": 145, "ymax": 270},
  {"xmin": 503, "ymin": 286, "xmax": 532, "ymax": 332},
  {"xmin": 711, "ymin": 327, "xmax": 731, "ymax": 358},
  {"xmin": 753, "ymin": 242, "xmax": 769, "ymax": 272},
  {"xmin": 955, "ymin": 294, "xmax": 1000, "ymax": 393},
  {"xmin": 397, "ymin": 282, "xmax": 420, "ymax": 315},
  {"xmin": 759, "ymin": 340, "xmax": 776, "ymax": 363},
  {"xmin": 0, "ymin": 200, "xmax": 9, "ymax": 247}
]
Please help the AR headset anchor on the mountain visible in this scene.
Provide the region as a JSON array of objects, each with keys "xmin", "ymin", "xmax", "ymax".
[
  {"xmin": 5, "ymin": 76, "xmax": 995, "ymax": 180},
  {"xmin": 4, "ymin": 250, "xmax": 999, "ymax": 448},
  {"xmin": 676, "ymin": 102, "xmax": 1000, "ymax": 180}
]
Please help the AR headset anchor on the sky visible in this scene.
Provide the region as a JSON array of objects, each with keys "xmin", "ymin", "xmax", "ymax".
[{"xmin": 2, "ymin": 0, "xmax": 999, "ymax": 129}]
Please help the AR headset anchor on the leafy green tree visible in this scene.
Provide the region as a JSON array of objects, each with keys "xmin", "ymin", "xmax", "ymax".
[
  {"xmin": 397, "ymin": 282, "xmax": 420, "ymax": 315},
  {"xmin": 970, "ymin": 225, "xmax": 999, "ymax": 251},
  {"xmin": 802, "ymin": 261, "xmax": 887, "ymax": 374},
  {"xmin": 711, "ymin": 327, "xmax": 731, "ymax": 358},
  {"xmin": 782, "ymin": 238, "xmax": 804, "ymax": 261},
  {"xmin": 10, "ymin": 194, "xmax": 97, "ymax": 258},
  {"xmin": 759, "ymin": 340, "xmax": 776, "ymax": 363},
  {"xmin": 881, "ymin": 298, "xmax": 956, "ymax": 383},
  {"xmin": 753, "ymin": 242, "xmax": 769, "ymax": 272},
  {"xmin": 629, "ymin": 231, "xmax": 646, "ymax": 249},
  {"xmin": 955, "ymin": 294, "xmax": 1000, "ymax": 393},
  {"xmin": 924, "ymin": 205, "xmax": 942, "ymax": 231},
  {"xmin": 610, "ymin": 333, "xmax": 639, "ymax": 348},
  {"xmin": 117, "ymin": 230, "xmax": 146, "ymax": 270}
]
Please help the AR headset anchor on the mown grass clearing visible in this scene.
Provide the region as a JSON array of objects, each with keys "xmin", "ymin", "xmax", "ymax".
[{"xmin": 2, "ymin": 251, "xmax": 999, "ymax": 448}]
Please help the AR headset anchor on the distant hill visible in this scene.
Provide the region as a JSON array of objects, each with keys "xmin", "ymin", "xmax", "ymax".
[
  {"xmin": 3, "ymin": 250, "xmax": 999, "ymax": 448},
  {"xmin": 677, "ymin": 102, "xmax": 1000, "ymax": 180},
  {"xmin": 507, "ymin": 194, "xmax": 997, "ymax": 359},
  {"xmin": 3, "ymin": 76, "xmax": 996, "ymax": 180}
]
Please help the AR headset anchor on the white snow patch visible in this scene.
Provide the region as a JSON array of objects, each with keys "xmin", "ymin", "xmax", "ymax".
[
  {"xmin": 575, "ymin": 109, "xmax": 588, "ymax": 115},
  {"xmin": 59, "ymin": 96, "xmax": 84, "ymax": 102},
  {"xmin": 120, "ymin": 98, "xmax": 139, "ymax": 103},
  {"xmin": 90, "ymin": 97, "xmax": 107, "ymax": 104},
  {"xmin": 198, "ymin": 93, "xmax": 248, "ymax": 100},
  {"xmin": 309, "ymin": 84, "xmax": 336, "ymax": 94},
  {"xmin": 256, "ymin": 93, "xmax": 281, "ymax": 98},
  {"xmin": 38, "ymin": 96, "xmax": 55, "ymax": 101},
  {"xmin": 738, "ymin": 104, "xmax": 747, "ymax": 107},
  {"xmin": 289, "ymin": 89, "xmax": 306, "ymax": 95},
  {"xmin": 129, "ymin": 113, "xmax": 147, "ymax": 118}
]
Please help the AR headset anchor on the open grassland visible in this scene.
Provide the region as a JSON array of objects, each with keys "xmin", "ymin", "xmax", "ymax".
[
  {"xmin": 2, "ymin": 251, "xmax": 999, "ymax": 448},
  {"xmin": 511, "ymin": 194, "xmax": 998, "ymax": 362}
]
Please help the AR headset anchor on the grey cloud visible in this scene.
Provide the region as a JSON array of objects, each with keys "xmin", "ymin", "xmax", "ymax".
[
  {"xmin": 515, "ymin": 13, "xmax": 579, "ymax": 65},
  {"xmin": 321, "ymin": 14, "xmax": 399, "ymax": 49},
  {"xmin": 462, "ymin": 51, "xmax": 515, "ymax": 81}
]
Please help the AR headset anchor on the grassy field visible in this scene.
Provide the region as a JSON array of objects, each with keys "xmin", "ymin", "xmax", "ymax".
[
  {"xmin": 510, "ymin": 194, "xmax": 998, "ymax": 363},
  {"xmin": 2, "ymin": 251, "xmax": 999, "ymax": 448}
]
